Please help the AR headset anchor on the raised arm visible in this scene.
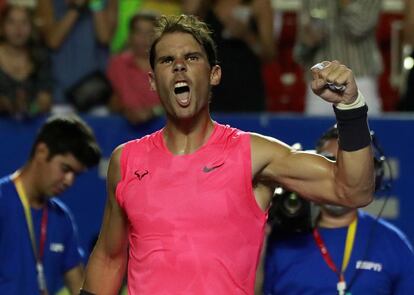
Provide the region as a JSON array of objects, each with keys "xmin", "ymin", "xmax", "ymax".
[
  {"xmin": 252, "ymin": 61, "xmax": 375, "ymax": 208},
  {"xmin": 403, "ymin": 0, "xmax": 414, "ymax": 46},
  {"xmin": 91, "ymin": 0, "xmax": 118, "ymax": 44},
  {"xmin": 36, "ymin": 0, "xmax": 117, "ymax": 49},
  {"xmin": 251, "ymin": 0, "xmax": 275, "ymax": 61},
  {"xmin": 81, "ymin": 145, "xmax": 128, "ymax": 294},
  {"xmin": 36, "ymin": 0, "xmax": 84, "ymax": 50}
]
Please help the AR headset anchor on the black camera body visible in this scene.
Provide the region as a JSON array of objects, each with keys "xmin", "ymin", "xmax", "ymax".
[{"xmin": 268, "ymin": 188, "xmax": 316, "ymax": 236}]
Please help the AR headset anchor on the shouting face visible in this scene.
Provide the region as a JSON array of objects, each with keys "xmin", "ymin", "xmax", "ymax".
[{"xmin": 149, "ymin": 32, "xmax": 221, "ymax": 120}]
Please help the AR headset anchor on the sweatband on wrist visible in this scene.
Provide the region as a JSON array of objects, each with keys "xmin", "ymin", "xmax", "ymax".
[
  {"xmin": 335, "ymin": 90, "xmax": 366, "ymax": 110},
  {"xmin": 333, "ymin": 104, "xmax": 371, "ymax": 151},
  {"xmin": 79, "ymin": 289, "xmax": 96, "ymax": 295}
]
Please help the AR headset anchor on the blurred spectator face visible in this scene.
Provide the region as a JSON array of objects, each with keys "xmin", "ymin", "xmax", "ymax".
[
  {"xmin": 2, "ymin": 6, "xmax": 32, "ymax": 47},
  {"xmin": 129, "ymin": 18, "xmax": 155, "ymax": 57}
]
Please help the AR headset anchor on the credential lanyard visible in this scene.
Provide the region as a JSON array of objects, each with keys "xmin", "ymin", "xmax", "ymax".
[
  {"xmin": 313, "ymin": 217, "xmax": 357, "ymax": 295},
  {"xmin": 13, "ymin": 173, "xmax": 49, "ymax": 293}
]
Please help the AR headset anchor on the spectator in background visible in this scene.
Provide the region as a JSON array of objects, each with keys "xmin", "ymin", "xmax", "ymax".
[
  {"xmin": 262, "ymin": 126, "xmax": 414, "ymax": 294},
  {"xmin": 398, "ymin": 0, "xmax": 414, "ymax": 111},
  {"xmin": 0, "ymin": 0, "xmax": 6, "ymax": 12},
  {"xmin": 0, "ymin": 115, "xmax": 101, "ymax": 295},
  {"xmin": 107, "ymin": 12, "xmax": 162, "ymax": 125},
  {"xmin": 203, "ymin": 0, "xmax": 275, "ymax": 112},
  {"xmin": 0, "ymin": 4, "xmax": 52, "ymax": 119},
  {"xmin": 111, "ymin": 0, "xmax": 200, "ymax": 53},
  {"xmin": 295, "ymin": 0, "xmax": 383, "ymax": 115},
  {"xmin": 35, "ymin": 0, "xmax": 117, "ymax": 113}
]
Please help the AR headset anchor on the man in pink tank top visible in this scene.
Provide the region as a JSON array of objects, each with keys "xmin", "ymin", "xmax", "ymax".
[{"xmin": 82, "ymin": 15, "xmax": 375, "ymax": 295}]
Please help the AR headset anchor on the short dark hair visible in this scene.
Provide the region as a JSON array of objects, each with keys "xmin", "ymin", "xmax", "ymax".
[
  {"xmin": 30, "ymin": 115, "xmax": 101, "ymax": 168},
  {"xmin": 128, "ymin": 11, "xmax": 158, "ymax": 32},
  {"xmin": 149, "ymin": 14, "xmax": 218, "ymax": 69},
  {"xmin": 315, "ymin": 125, "xmax": 339, "ymax": 153}
]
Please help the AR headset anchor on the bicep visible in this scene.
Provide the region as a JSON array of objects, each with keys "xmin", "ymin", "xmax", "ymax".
[
  {"xmin": 252, "ymin": 134, "xmax": 336, "ymax": 203},
  {"xmin": 271, "ymin": 151, "xmax": 337, "ymax": 203}
]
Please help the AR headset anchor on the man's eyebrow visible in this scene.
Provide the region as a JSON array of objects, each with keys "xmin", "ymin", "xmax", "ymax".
[
  {"xmin": 185, "ymin": 51, "xmax": 206, "ymax": 59},
  {"xmin": 185, "ymin": 51, "xmax": 203, "ymax": 56}
]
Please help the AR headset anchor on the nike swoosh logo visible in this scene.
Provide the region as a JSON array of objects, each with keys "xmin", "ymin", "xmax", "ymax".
[{"xmin": 203, "ymin": 163, "xmax": 224, "ymax": 173}]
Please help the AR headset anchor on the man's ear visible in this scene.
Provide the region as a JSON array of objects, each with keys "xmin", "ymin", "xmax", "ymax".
[
  {"xmin": 148, "ymin": 71, "xmax": 157, "ymax": 91},
  {"xmin": 210, "ymin": 65, "xmax": 222, "ymax": 86},
  {"xmin": 33, "ymin": 142, "xmax": 49, "ymax": 161}
]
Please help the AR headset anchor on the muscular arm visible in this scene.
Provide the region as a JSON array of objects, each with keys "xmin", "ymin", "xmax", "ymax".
[
  {"xmin": 64, "ymin": 264, "xmax": 84, "ymax": 295},
  {"xmin": 253, "ymin": 61, "xmax": 375, "ymax": 208},
  {"xmin": 92, "ymin": 0, "xmax": 118, "ymax": 44},
  {"xmin": 36, "ymin": 0, "xmax": 82, "ymax": 50},
  {"xmin": 252, "ymin": 134, "xmax": 374, "ymax": 208},
  {"xmin": 82, "ymin": 145, "xmax": 128, "ymax": 294}
]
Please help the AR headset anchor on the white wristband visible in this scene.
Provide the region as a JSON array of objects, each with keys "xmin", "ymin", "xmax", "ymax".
[{"xmin": 335, "ymin": 91, "xmax": 366, "ymax": 110}]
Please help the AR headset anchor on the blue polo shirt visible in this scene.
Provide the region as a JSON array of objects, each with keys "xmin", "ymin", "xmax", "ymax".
[
  {"xmin": 264, "ymin": 210, "xmax": 414, "ymax": 294},
  {"xmin": 0, "ymin": 175, "xmax": 84, "ymax": 294}
]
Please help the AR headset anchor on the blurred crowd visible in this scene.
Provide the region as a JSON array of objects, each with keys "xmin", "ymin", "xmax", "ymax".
[{"xmin": 0, "ymin": 0, "xmax": 412, "ymax": 124}]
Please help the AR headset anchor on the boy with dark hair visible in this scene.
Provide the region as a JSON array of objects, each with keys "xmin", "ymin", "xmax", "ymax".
[{"xmin": 0, "ymin": 115, "xmax": 101, "ymax": 294}]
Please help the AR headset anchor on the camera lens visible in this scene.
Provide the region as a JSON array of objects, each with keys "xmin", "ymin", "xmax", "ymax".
[{"xmin": 283, "ymin": 193, "xmax": 302, "ymax": 216}]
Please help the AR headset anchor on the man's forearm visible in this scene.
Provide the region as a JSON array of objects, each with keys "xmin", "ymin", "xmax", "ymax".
[
  {"xmin": 82, "ymin": 250, "xmax": 127, "ymax": 295},
  {"xmin": 334, "ymin": 93, "xmax": 375, "ymax": 206}
]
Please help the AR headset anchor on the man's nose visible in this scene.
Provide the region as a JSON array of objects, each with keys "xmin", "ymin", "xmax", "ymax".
[{"xmin": 173, "ymin": 58, "xmax": 187, "ymax": 72}]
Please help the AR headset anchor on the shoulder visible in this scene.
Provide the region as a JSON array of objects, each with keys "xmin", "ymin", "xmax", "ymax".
[
  {"xmin": 49, "ymin": 198, "xmax": 73, "ymax": 216},
  {"xmin": 48, "ymin": 198, "xmax": 77, "ymax": 226},
  {"xmin": 250, "ymin": 132, "xmax": 291, "ymax": 150},
  {"xmin": 0, "ymin": 174, "xmax": 12, "ymax": 187},
  {"xmin": 107, "ymin": 131, "xmax": 161, "ymax": 183},
  {"xmin": 214, "ymin": 123, "xmax": 247, "ymax": 140},
  {"xmin": 115, "ymin": 130, "xmax": 162, "ymax": 159},
  {"xmin": 0, "ymin": 175, "xmax": 14, "ymax": 199},
  {"xmin": 359, "ymin": 211, "xmax": 414, "ymax": 252},
  {"xmin": 250, "ymin": 132, "xmax": 293, "ymax": 167}
]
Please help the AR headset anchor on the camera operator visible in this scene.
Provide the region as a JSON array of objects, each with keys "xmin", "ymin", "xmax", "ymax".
[{"xmin": 261, "ymin": 126, "xmax": 414, "ymax": 295}]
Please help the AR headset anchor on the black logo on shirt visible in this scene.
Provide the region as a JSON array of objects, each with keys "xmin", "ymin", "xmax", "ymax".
[
  {"xmin": 202, "ymin": 163, "xmax": 224, "ymax": 173},
  {"xmin": 134, "ymin": 170, "xmax": 149, "ymax": 180}
]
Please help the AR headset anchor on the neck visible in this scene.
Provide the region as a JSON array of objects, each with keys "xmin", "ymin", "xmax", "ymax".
[
  {"xmin": 318, "ymin": 209, "xmax": 357, "ymax": 228},
  {"xmin": 15, "ymin": 165, "xmax": 46, "ymax": 209},
  {"xmin": 163, "ymin": 113, "xmax": 214, "ymax": 155}
]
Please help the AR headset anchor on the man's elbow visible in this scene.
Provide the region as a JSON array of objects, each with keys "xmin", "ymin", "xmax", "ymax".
[{"xmin": 336, "ymin": 183, "xmax": 375, "ymax": 208}]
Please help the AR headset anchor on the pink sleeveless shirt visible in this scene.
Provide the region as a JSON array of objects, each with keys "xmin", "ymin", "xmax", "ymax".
[{"xmin": 116, "ymin": 123, "xmax": 267, "ymax": 295}]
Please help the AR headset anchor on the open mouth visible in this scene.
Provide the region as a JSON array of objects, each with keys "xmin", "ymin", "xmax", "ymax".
[{"xmin": 174, "ymin": 81, "xmax": 191, "ymax": 106}]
